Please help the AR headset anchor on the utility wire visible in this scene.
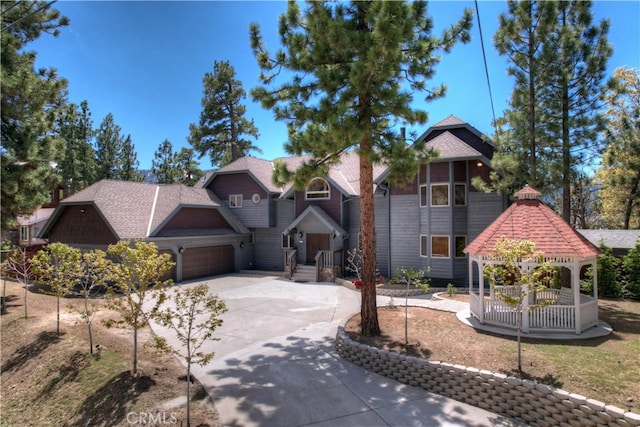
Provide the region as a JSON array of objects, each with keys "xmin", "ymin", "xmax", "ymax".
[
  {"xmin": 475, "ymin": 0, "xmax": 498, "ymax": 137},
  {"xmin": 1, "ymin": 0, "xmax": 57, "ymax": 34}
]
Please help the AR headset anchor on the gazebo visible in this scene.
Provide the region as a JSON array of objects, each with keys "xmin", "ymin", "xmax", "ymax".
[{"xmin": 465, "ymin": 186, "xmax": 602, "ymax": 335}]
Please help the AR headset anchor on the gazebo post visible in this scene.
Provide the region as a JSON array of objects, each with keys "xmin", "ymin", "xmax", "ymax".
[
  {"xmin": 478, "ymin": 259, "xmax": 485, "ymax": 324},
  {"xmin": 573, "ymin": 262, "xmax": 582, "ymax": 334}
]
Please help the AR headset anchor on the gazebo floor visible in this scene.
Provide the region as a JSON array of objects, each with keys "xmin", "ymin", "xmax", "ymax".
[{"xmin": 457, "ymin": 309, "xmax": 613, "ymax": 340}]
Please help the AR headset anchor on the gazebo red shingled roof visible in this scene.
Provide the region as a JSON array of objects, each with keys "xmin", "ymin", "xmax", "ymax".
[{"xmin": 465, "ymin": 186, "xmax": 601, "ymax": 259}]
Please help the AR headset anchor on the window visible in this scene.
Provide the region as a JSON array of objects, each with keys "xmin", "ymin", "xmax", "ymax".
[
  {"xmin": 249, "ymin": 231, "xmax": 255, "ymax": 245},
  {"xmin": 282, "ymin": 234, "xmax": 294, "ymax": 248},
  {"xmin": 306, "ymin": 177, "xmax": 330, "ymax": 199},
  {"xmin": 455, "ymin": 236, "xmax": 467, "ymax": 258},
  {"xmin": 431, "ymin": 184, "xmax": 449, "ymax": 206},
  {"xmin": 454, "ymin": 184, "xmax": 466, "ymax": 206},
  {"xmin": 229, "ymin": 194, "xmax": 243, "ymax": 208},
  {"xmin": 420, "ymin": 235, "xmax": 428, "ymax": 257},
  {"xmin": 420, "ymin": 185, "xmax": 427, "ymax": 207},
  {"xmin": 431, "ymin": 236, "xmax": 450, "ymax": 258},
  {"xmin": 20, "ymin": 226, "xmax": 29, "ymax": 242}
]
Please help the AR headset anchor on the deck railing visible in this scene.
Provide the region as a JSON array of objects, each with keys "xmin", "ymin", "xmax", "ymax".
[
  {"xmin": 478, "ymin": 288, "xmax": 598, "ymax": 333},
  {"xmin": 315, "ymin": 249, "xmax": 342, "ymax": 282},
  {"xmin": 284, "ymin": 249, "xmax": 297, "ymax": 279}
]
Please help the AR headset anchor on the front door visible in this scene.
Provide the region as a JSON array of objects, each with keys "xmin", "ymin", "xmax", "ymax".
[{"xmin": 306, "ymin": 233, "xmax": 330, "ymax": 264}]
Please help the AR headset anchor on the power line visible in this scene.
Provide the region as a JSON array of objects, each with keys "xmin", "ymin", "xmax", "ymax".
[{"xmin": 475, "ymin": 0, "xmax": 498, "ymax": 137}]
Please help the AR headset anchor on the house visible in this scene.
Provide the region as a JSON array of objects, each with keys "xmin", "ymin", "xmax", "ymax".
[
  {"xmin": 16, "ymin": 184, "xmax": 65, "ymax": 249},
  {"xmin": 41, "ymin": 115, "xmax": 505, "ymax": 284}
]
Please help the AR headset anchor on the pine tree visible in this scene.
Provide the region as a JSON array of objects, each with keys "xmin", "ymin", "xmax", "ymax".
[
  {"xmin": 151, "ymin": 139, "xmax": 179, "ymax": 184},
  {"xmin": 175, "ymin": 147, "xmax": 203, "ymax": 186},
  {"xmin": 120, "ymin": 134, "xmax": 142, "ymax": 182},
  {"xmin": 489, "ymin": 0, "xmax": 558, "ymax": 195},
  {"xmin": 596, "ymin": 67, "xmax": 640, "ymax": 229},
  {"xmin": 250, "ymin": 1, "xmax": 472, "ymax": 336},
  {"xmin": 543, "ymin": 0, "xmax": 612, "ymax": 222},
  {"xmin": 1, "ymin": 1, "xmax": 69, "ymax": 229},
  {"xmin": 188, "ymin": 60, "xmax": 261, "ymax": 168},
  {"xmin": 57, "ymin": 100, "xmax": 97, "ymax": 194},
  {"xmin": 94, "ymin": 113, "xmax": 124, "ymax": 180}
]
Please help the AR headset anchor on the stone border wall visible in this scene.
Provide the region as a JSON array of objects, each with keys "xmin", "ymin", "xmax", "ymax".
[
  {"xmin": 335, "ymin": 322, "xmax": 640, "ymax": 427},
  {"xmin": 336, "ymin": 277, "xmax": 469, "ymax": 297}
]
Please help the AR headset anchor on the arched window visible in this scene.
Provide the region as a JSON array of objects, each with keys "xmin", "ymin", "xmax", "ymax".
[{"xmin": 306, "ymin": 178, "xmax": 330, "ymax": 200}]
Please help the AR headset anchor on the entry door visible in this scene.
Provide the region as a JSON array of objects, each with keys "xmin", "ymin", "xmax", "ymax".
[{"xmin": 306, "ymin": 233, "xmax": 330, "ymax": 264}]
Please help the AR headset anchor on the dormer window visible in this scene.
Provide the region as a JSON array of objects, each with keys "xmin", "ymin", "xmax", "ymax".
[{"xmin": 305, "ymin": 178, "xmax": 330, "ymax": 200}]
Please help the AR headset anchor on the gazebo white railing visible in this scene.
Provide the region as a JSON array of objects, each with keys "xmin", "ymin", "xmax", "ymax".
[{"xmin": 468, "ymin": 254, "xmax": 599, "ymax": 335}]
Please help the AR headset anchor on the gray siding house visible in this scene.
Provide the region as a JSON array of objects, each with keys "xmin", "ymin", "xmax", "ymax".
[{"xmin": 41, "ymin": 115, "xmax": 505, "ymax": 284}]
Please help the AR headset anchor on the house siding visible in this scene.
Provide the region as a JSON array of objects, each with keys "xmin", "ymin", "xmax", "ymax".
[
  {"xmin": 158, "ymin": 207, "xmax": 231, "ymax": 234},
  {"xmin": 253, "ymin": 198, "xmax": 294, "ymax": 271},
  {"xmin": 374, "ymin": 194, "xmax": 390, "ymax": 277},
  {"xmin": 295, "ymin": 182, "xmax": 342, "ymax": 224},
  {"xmin": 49, "ymin": 205, "xmax": 117, "ymax": 246},
  {"xmin": 467, "ymin": 192, "xmax": 505, "ymax": 242},
  {"xmin": 389, "ymin": 194, "xmax": 420, "ymax": 272},
  {"xmin": 208, "ymin": 173, "xmax": 270, "ymax": 228}
]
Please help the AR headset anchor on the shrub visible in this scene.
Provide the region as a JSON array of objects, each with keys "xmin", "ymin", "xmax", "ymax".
[
  {"xmin": 446, "ymin": 283, "xmax": 456, "ymax": 296},
  {"xmin": 621, "ymin": 242, "xmax": 640, "ymax": 299},
  {"xmin": 596, "ymin": 244, "xmax": 623, "ymax": 298}
]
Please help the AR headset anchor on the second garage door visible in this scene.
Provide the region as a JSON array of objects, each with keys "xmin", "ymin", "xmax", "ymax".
[{"xmin": 182, "ymin": 245, "xmax": 235, "ymax": 281}]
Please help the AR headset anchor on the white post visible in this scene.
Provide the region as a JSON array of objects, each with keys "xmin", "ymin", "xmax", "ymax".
[
  {"xmin": 478, "ymin": 258, "xmax": 485, "ymax": 324},
  {"xmin": 573, "ymin": 263, "xmax": 581, "ymax": 334}
]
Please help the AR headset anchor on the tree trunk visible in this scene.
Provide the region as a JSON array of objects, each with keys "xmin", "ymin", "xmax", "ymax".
[
  {"xmin": 56, "ymin": 296, "xmax": 60, "ymax": 335},
  {"xmin": 133, "ymin": 327, "xmax": 138, "ymax": 375},
  {"xmin": 624, "ymin": 178, "xmax": 639, "ymax": 229},
  {"xmin": 528, "ymin": 18, "xmax": 537, "ymax": 187},
  {"xmin": 85, "ymin": 296, "xmax": 93, "ymax": 354},
  {"xmin": 359, "ymin": 139, "xmax": 380, "ymax": 337},
  {"xmin": 186, "ymin": 360, "xmax": 192, "ymax": 427}
]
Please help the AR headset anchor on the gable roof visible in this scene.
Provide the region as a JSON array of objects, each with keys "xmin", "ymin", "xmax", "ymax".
[
  {"xmin": 197, "ymin": 156, "xmax": 282, "ymax": 194},
  {"xmin": 279, "ymin": 151, "xmax": 387, "ymax": 198},
  {"xmin": 282, "ymin": 205, "xmax": 347, "ymax": 238},
  {"xmin": 41, "ymin": 180, "xmax": 248, "ymax": 240},
  {"xmin": 465, "ymin": 186, "xmax": 601, "ymax": 259},
  {"xmin": 577, "ymin": 229, "xmax": 640, "ymax": 251},
  {"xmin": 422, "ymin": 114, "xmax": 491, "ymax": 143},
  {"xmin": 425, "ymin": 131, "xmax": 484, "ymax": 161}
]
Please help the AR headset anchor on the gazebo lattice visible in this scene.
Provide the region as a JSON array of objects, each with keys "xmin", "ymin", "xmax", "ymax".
[{"xmin": 465, "ymin": 186, "xmax": 601, "ymax": 335}]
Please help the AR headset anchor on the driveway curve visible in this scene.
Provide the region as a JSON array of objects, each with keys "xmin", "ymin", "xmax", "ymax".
[{"xmin": 148, "ymin": 274, "xmax": 524, "ymax": 427}]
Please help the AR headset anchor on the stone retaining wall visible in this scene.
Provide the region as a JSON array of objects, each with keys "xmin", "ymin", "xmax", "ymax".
[
  {"xmin": 336, "ymin": 277, "xmax": 468, "ymax": 297},
  {"xmin": 335, "ymin": 323, "xmax": 640, "ymax": 427}
]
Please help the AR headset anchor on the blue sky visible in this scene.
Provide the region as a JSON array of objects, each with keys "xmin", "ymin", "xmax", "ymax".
[{"xmin": 30, "ymin": 1, "xmax": 640, "ymax": 172}]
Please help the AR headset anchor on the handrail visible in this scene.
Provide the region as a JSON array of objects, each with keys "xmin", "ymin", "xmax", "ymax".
[{"xmin": 284, "ymin": 249, "xmax": 297, "ymax": 279}]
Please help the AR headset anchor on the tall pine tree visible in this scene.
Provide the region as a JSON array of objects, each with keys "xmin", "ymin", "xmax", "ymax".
[
  {"xmin": 596, "ymin": 67, "xmax": 640, "ymax": 229},
  {"xmin": 152, "ymin": 139, "xmax": 179, "ymax": 184},
  {"xmin": 488, "ymin": 0, "xmax": 558, "ymax": 196},
  {"xmin": 1, "ymin": 1, "xmax": 69, "ymax": 228},
  {"xmin": 251, "ymin": 1, "xmax": 472, "ymax": 336},
  {"xmin": 543, "ymin": 0, "xmax": 612, "ymax": 222},
  {"xmin": 94, "ymin": 113, "xmax": 124, "ymax": 180},
  {"xmin": 120, "ymin": 135, "xmax": 142, "ymax": 182},
  {"xmin": 57, "ymin": 100, "xmax": 97, "ymax": 195},
  {"xmin": 188, "ymin": 60, "xmax": 261, "ymax": 168}
]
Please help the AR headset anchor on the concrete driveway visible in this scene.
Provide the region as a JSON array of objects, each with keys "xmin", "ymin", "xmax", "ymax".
[{"xmin": 148, "ymin": 274, "xmax": 524, "ymax": 427}]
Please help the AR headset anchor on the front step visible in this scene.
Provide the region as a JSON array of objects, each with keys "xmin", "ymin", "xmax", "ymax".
[{"xmin": 291, "ymin": 265, "xmax": 316, "ymax": 282}]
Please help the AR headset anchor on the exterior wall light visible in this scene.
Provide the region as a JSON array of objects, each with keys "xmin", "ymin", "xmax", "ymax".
[{"xmin": 179, "ymin": 246, "xmax": 185, "ymax": 254}]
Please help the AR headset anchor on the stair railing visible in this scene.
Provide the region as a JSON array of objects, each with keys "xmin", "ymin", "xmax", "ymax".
[{"xmin": 284, "ymin": 249, "xmax": 297, "ymax": 279}]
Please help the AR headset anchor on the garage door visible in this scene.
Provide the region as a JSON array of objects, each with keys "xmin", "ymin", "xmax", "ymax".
[{"xmin": 182, "ymin": 245, "xmax": 235, "ymax": 280}]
